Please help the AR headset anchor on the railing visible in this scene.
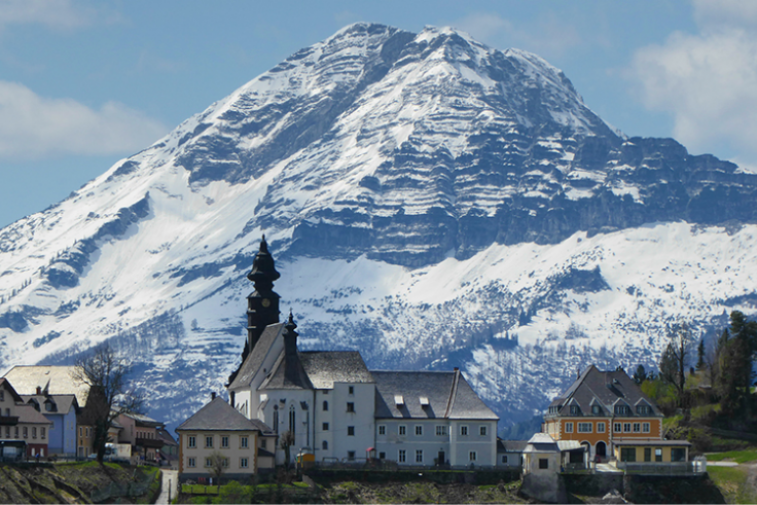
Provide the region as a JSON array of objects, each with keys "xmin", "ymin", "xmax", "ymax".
[
  {"xmin": 0, "ymin": 416, "xmax": 19, "ymax": 425},
  {"xmin": 616, "ymin": 461, "xmax": 706, "ymax": 475}
]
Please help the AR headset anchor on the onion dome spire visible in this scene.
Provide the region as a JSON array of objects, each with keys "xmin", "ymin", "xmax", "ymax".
[{"xmin": 247, "ymin": 234, "xmax": 280, "ymax": 291}]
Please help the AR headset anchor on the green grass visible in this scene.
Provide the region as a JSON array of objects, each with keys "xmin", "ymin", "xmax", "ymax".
[
  {"xmin": 707, "ymin": 449, "xmax": 757, "ymax": 464},
  {"xmin": 708, "ymin": 466, "xmax": 757, "ymax": 504}
]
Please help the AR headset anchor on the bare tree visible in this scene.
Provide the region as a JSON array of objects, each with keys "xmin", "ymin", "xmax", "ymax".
[
  {"xmin": 279, "ymin": 430, "xmax": 295, "ymax": 470},
  {"xmin": 72, "ymin": 343, "xmax": 144, "ymax": 463},
  {"xmin": 659, "ymin": 322, "xmax": 695, "ymax": 407},
  {"xmin": 208, "ymin": 451, "xmax": 227, "ymax": 489}
]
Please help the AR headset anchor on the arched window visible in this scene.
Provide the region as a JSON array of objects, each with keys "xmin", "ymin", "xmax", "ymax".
[
  {"xmin": 322, "ymin": 440, "xmax": 328, "ymax": 450},
  {"xmin": 289, "ymin": 405, "xmax": 296, "ymax": 435},
  {"xmin": 273, "ymin": 406, "xmax": 279, "ymax": 433},
  {"xmin": 323, "ymin": 401, "xmax": 328, "ymax": 411}
]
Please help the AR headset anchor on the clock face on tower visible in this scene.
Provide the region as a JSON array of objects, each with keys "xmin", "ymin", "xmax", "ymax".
[{"xmin": 262, "ymin": 298, "xmax": 271, "ymax": 308}]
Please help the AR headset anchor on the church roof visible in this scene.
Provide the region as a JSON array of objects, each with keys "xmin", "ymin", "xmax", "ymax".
[
  {"xmin": 3, "ymin": 366, "xmax": 89, "ymax": 406},
  {"xmin": 228, "ymin": 323, "xmax": 285, "ymax": 390},
  {"xmin": 259, "ymin": 351, "xmax": 313, "ymax": 390},
  {"xmin": 547, "ymin": 365, "xmax": 662, "ymax": 418},
  {"xmin": 176, "ymin": 397, "xmax": 273, "ymax": 433},
  {"xmin": 300, "ymin": 352, "xmax": 373, "ymax": 389},
  {"xmin": 372, "ymin": 370, "xmax": 499, "ymax": 420}
]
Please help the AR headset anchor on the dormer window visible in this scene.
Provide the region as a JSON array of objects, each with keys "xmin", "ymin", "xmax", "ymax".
[
  {"xmin": 419, "ymin": 397, "xmax": 429, "ymax": 407},
  {"xmin": 614, "ymin": 404, "xmax": 630, "ymax": 416},
  {"xmin": 592, "ymin": 405, "xmax": 602, "ymax": 415},
  {"xmin": 569, "ymin": 405, "xmax": 580, "ymax": 415},
  {"xmin": 394, "ymin": 395, "xmax": 404, "ymax": 407},
  {"xmin": 636, "ymin": 404, "xmax": 652, "ymax": 415}
]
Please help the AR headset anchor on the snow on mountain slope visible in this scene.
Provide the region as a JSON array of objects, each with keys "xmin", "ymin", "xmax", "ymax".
[{"xmin": 1, "ymin": 23, "xmax": 756, "ymax": 429}]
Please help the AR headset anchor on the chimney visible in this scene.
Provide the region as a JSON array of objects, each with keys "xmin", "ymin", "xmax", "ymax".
[
  {"xmin": 211, "ymin": 392, "xmax": 216, "ymax": 400},
  {"xmin": 453, "ymin": 367, "xmax": 459, "ymax": 371},
  {"xmin": 36, "ymin": 386, "xmax": 41, "ymax": 395}
]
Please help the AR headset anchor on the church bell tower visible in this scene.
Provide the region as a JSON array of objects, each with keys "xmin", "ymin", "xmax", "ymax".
[{"xmin": 245, "ymin": 235, "xmax": 281, "ymax": 352}]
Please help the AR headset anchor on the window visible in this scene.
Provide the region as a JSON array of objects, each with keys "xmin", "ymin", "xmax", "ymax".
[
  {"xmin": 672, "ymin": 448, "xmax": 686, "ymax": 462},
  {"xmin": 415, "ymin": 450, "xmax": 423, "ymax": 463},
  {"xmin": 188, "ymin": 457, "xmax": 196, "ymax": 468},
  {"xmin": 644, "ymin": 448, "xmax": 652, "ymax": 462},
  {"xmin": 592, "ymin": 404, "xmax": 602, "ymax": 415},
  {"xmin": 348, "ymin": 451, "xmax": 356, "ymax": 461},
  {"xmin": 261, "ymin": 439, "xmax": 267, "ymax": 449},
  {"xmin": 597, "ymin": 422, "xmax": 606, "ymax": 433},
  {"xmin": 346, "ymin": 402, "xmax": 355, "ymax": 413},
  {"xmin": 539, "ymin": 458, "xmax": 549, "ymax": 469},
  {"xmin": 205, "ymin": 458, "xmax": 213, "ymax": 468},
  {"xmin": 289, "ymin": 405, "xmax": 296, "ymax": 435},
  {"xmin": 32, "ymin": 427, "xmax": 37, "ymax": 439},
  {"xmin": 614, "ymin": 423, "xmax": 622, "ymax": 433},
  {"xmin": 642, "ymin": 422, "xmax": 650, "ymax": 433},
  {"xmin": 348, "ymin": 386, "xmax": 354, "ymax": 395},
  {"xmin": 614, "ymin": 405, "xmax": 630, "ymax": 416},
  {"xmin": 436, "ymin": 425, "xmax": 447, "ymax": 436},
  {"xmin": 205, "ymin": 436, "xmax": 213, "ymax": 448},
  {"xmin": 348, "ymin": 426, "xmax": 355, "ymax": 436},
  {"xmin": 79, "ymin": 427, "xmax": 82, "ymax": 437},
  {"xmin": 41, "ymin": 427, "xmax": 46, "ymax": 439},
  {"xmin": 399, "ymin": 450, "xmax": 406, "ymax": 463},
  {"xmin": 379, "ymin": 452, "xmax": 386, "ymax": 459},
  {"xmin": 85, "ymin": 428, "xmax": 90, "ymax": 437},
  {"xmin": 240, "ymin": 457, "xmax": 248, "ymax": 468},
  {"xmin": 460, "ymin": 425, "xmax": 468, "ymax": 436},
  {"xmin": 655, "ymin": 448, "xmax": 663, "ymax": 462},
  {"xmin": 502, "ymin": 455, "xmax": 508, "ymax": 464},
  {"xmin": 378, "ymin": 425, "xmax": 386, "ymax": 436},
  {"xmin": 578, "ymin": 423, "xmax": 592, "ymax": 433},
  {"xmin": 620, "ymin": 448, "xmax": 636, "ymax": 462},
  {"xmin": 322, "ymin": 440, "xmax": 328, "ymax": 450},
  {"xmin": 480, "ymin": 426, "xmax": 487, "ymax": 436},
  {"xmin": 633, "ymin": 423, "xmax": 641, "ymax": 433},
  {"xmin": 0, "ymin": 391, "xmax": 3, "ymax": 401},
  {"xmin": 222, "ymin": 436, "xmax": 229, "ymax": 448},
  {"xmin": 323, "ymin": 401, "xmax": 328, "ymax": 411},
  {"xmin": 45, "ymin": 402, "xmax": 53, "ymax": 412},
  {"xmin": 23, "ymin": 427, "xmax": 28, "ymax": 439},
  {"xmin": 637, "ymin": 405, "xmax": 651, "ymax": 415},
  {"xmin": 241, "ymin": 436, "xmax": 248, "ymax": 448},
  {"xmin": 469, "ymin": 451, "xmax": 477, "ymax": 462},
  {"xmin": 623, "ymin": 423, "xmax": 631, "ymax": 432},
  {"xmin": 323, "ymin": 422, "xmax": 329, "ymax": 431},
  {"xmin": 399, "ymin": 425, "xmax": 406, "ymax": 436},
  {"xmin": 569, "ymin": 405, "xmax": 580, "ymax": 415},
  {"xmin": 565, "ymin": 422, "xmax": 573, "ymax": 433},
  {"xmin": 221, "ymin": 458, "xmax": 229, "ymax": 468},
  {"xmin": 14, "ymin": 427, "xmax": 18, "ymax": 438},
  {"xmin": 415, "ymin": 425, "xmax": 423, "ymax": 436}
]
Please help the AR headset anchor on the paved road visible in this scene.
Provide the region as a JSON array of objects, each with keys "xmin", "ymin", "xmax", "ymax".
[{"xmin": 156, "ymin": 469, "xmax": 178, "ymax": 504}]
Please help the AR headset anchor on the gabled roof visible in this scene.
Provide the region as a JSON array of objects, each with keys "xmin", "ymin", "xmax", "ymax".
[
  {"xmin": 120, "ymin": 411, "xmax": 163, "ymax": 427},
  {"xmin": 547, "ymin": 365, "xmax": 662, "ymax": 418},
  {"xmin": 177, "ymin": 397, "xmax": 273, "ymax": 433},
  {"xmin": 19, "ymin": 394, "xmax": 78, "ymax": 415},
  {"xmin": 228, "ymin": 323, "xmax": 285, "ymax": 390},
  {"xmin": 3, "ymin": 366, "xmax": 89, "ymax": 406},
  {"xmin": 14, "ymin": 403, "xmax": 54, "ymax": 425},
  {"xmin": 0, "ymin": 378, "xmax": 24, "ymax": 402},
  {"xmin": 299, "ymin": 352, "xmax": 373, "ymax": 389},
  {"xmin": 259, "ymin": 351, "xmax": 313, "ymax": 390},
  {"xmin": 497, "ymin": 439, "xmax": 528, "ymax": 453},
  {"xmin": 373, "ymin": 370, "xmax": 498, "ymax": 420},
  {"xmin": 524, "ymin": 433, "xmax": 559, "ymax": 452}
]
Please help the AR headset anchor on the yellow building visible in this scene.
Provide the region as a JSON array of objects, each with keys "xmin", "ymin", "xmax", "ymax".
[{"xmin": 543, "ymin": 365, "xmax": 670, "ymax": 462}]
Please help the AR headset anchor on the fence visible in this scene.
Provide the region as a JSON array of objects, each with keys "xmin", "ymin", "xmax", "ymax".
[{"xmin": 616, "ymin": 460, "xmax": 707, "ymax": 475}]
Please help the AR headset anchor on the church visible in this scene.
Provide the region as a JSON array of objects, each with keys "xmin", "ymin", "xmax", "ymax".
[{"xmin": 179, "ymin": 237, "xmax": 498, "ymax": 475}]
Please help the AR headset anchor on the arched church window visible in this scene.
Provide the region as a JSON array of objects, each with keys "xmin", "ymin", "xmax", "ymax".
[
  {"xmin": 289, "ymin": 405, "xmax": 296, "ymax": 435},
  {"xmin": 273, "ymin": 405, "xmax": 279, "ymax": 433},
  {"xmin": 322, "ymin": 440, "xmax": 328, "ymax": 450}
]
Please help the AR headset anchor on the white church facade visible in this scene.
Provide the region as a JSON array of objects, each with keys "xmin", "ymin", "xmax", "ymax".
[{"xmin": 181, "ymin": 237, "xmax": 499, "ymax": 472}]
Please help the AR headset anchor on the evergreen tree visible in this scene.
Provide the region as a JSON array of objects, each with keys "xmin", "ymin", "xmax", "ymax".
[
  {"xmin": 633, "ymin": 364, "xmax": 647, "ymax": 384},
  {"xmin": 696, "ymin": 338, "xmax": 706, "ymax": 370}
]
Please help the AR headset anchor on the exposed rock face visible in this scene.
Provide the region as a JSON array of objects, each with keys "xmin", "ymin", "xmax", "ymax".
[{"xmin": 0, "ymin": 23, "xmax": 756, "ymax": 430}]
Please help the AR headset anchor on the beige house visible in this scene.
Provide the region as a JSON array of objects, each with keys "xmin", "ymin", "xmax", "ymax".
[
  {"xmin": 176, "ymin": 395, "xmax": 276, "ymax": 483},
  {"xmin": 0, "ymin": 378, "xmax": 53, "ymax": 459}
]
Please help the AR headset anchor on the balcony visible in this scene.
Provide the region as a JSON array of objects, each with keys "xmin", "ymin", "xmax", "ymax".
[
  {"xmin": 135, "ymin": 438, "xmax": 164, "ymax": 449},
  {"xmin": 0, "ymin": 416, "xmax": 19, "ymax": 426}
]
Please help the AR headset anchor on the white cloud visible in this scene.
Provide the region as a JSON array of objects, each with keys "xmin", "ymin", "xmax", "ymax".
[
  {"xmin": 629, "ymin": 1, "xmax": 757, "ymax": 164},
  {"xmin": 0, "ymin": 81, "xmax": 168, "ymax": 159},
  {"xmin": 0, "ymin": 0, "xmax": 92, "ymax": 30},
  {"xmin": 453, "ymin": 12, "xmax": 582, "ymax": 58}
]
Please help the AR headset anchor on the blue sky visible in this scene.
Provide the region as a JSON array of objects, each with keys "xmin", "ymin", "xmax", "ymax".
[{"xmin": 1, "ymin": 0, "xmax": 756, "ymax": 228}]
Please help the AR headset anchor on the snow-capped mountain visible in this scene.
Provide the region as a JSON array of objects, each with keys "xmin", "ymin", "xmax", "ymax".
[{"xmin": 1, "ymin": 23, "xmax": 756, "ymax": 430}]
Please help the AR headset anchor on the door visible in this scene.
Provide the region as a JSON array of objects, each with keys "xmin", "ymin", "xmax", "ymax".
[
  {"xmin": 437, "ymin": 451, "xmax": 445, "ymax": 465},
  {"xmin": 596, "ymin": 441, "xmax": 607, "ymax": 457}
]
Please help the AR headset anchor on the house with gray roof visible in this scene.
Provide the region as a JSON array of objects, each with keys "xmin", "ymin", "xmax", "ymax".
[
  {"xmin": 209, "ymin": 237, "xmax": 500, "ymax": 469},
  {"xmin": 20, "ymin": 389, "xmax": 79, "ymax": 457},
  {"xmin": 176, "ymin": 395, "xmax": 276, "ymax": 482}
]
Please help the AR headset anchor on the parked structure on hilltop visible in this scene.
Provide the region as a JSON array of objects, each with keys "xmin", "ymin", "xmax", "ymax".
[{"xmin": 177, "ymin": 237, "xmax": 499, "ymax": 480}]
